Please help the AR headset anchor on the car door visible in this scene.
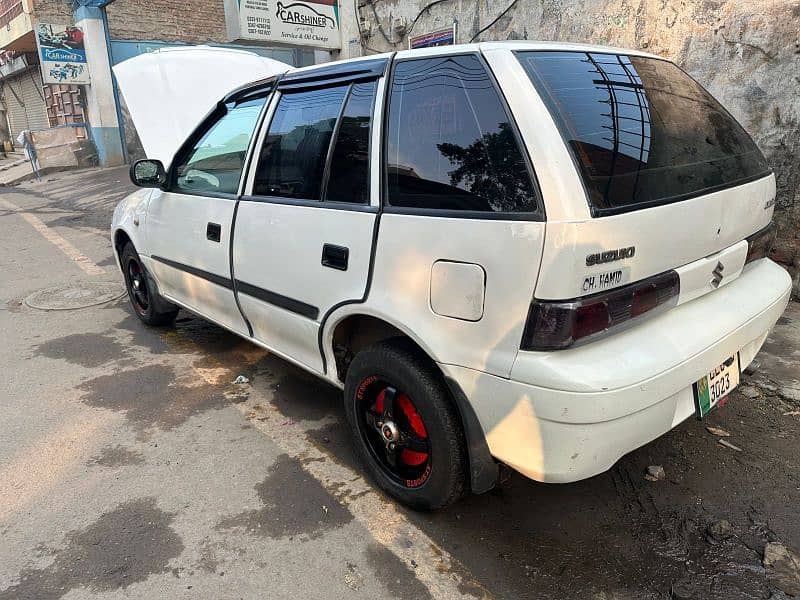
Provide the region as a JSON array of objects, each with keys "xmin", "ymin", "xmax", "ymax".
[
  {"xmin": 146, "ymin": 94, "xmax": 269, "ymax": 335},
  {"xmin": 233, "ymin": 60, "xmax": 386, "ymax": 373}
]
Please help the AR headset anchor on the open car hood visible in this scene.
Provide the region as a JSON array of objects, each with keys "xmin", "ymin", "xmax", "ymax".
[{"xmin": 113, "ymin": 46, "xmax": 289, "ymax": 167}]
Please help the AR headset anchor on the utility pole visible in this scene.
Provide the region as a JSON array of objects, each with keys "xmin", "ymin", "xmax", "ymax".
[{"xmin": 73, "ymin": 0, "xmax": 125, "ymax": 166}]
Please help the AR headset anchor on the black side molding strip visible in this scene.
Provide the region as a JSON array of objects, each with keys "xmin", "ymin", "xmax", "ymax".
[
  {"xmin": 149, "ymin": 256, "xmax": 318, "ymax": 321},
  {"xmin": 151, "ymin": 256, "xmax": 233, "ymax": 290},
  {"xmin": 236, "ymin": 280, "xmax": 319, "ymax": 321}
]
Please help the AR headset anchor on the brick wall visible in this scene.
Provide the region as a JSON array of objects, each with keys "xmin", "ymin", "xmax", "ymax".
[
  {"xmin": 31, "ymin": 0, "xmax": 73, "ymax": 23},
  {"xmin": 32, "ymin": 0, "xmax": 228, "ymax": 44},
  {"xmin": 106, "ymin": 0, "xmax": 227, "ymax": 43}
]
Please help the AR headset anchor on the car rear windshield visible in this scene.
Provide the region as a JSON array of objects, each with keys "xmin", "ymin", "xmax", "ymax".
[{"xmin": 517, "ymin": 51, "xmax": 770, "ymax": 216}]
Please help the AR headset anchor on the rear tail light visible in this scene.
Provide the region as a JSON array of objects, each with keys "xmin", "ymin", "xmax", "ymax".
[
  {"xmin": 521, "ymin": 270, "xmax": 680, "ymax": 351},
  {"xmin": 745, "ymin": 222, "xmax": 776, "ymax": 265}
]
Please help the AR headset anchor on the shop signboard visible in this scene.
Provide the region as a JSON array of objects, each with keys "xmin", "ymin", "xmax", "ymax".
[
  {"xmin": 226, "ymin": 0, "xmax": 341, "ymax": 50},
  {"xmin": 35, "ymin": 24, "xmax": 91, "ymax": 85}
]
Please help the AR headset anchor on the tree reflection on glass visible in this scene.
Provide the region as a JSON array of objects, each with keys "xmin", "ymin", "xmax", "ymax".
[{"xmin": 437, "ymin": 122, "xmax": 534, "ymax": 213}]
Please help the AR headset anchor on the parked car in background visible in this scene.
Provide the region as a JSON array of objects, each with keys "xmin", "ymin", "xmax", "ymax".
[{"xmin": 112, "ymin": 42, "xmax": 791, "ymax": 509}]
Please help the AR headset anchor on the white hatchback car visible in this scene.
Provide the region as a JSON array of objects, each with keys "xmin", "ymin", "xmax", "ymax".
[{"xmin": 112, "ymin": 42, "xmax": 791, "ymax": 509}]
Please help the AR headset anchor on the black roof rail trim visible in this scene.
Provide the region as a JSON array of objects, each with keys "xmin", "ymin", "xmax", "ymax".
[
  {"xmin": 278, "ymin": 58, "xmax": 389, "ymax": 91},
  {"xmin": 224, "ymin": 73, "xmax": 285, "ymax": 104}
]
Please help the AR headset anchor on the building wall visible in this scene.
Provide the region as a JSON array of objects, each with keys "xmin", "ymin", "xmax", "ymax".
[
  {"xmin": 360, "ymin": 0, "xmax": 800, "ymax": 295},
  {"xmin": 31, "ymin": 0, "xmax": 72, "ymax": 23},
  {"xmin": 106, "ymin": 0, "xmax": 227, "ymax": 43}
]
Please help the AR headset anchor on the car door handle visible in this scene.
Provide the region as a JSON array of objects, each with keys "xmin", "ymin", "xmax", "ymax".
[
  {"xmin": 321, "ymin": 244, "xmax": 349, "ymax": 271},
  {"xmin": 206, "ymin": 222, "xmax": 221, "ymax": 243}
]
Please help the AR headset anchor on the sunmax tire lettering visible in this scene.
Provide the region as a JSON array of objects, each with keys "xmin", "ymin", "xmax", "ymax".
[{"xmin": 586, "ymin": 246, "xmax": 636, "ymax": 266}]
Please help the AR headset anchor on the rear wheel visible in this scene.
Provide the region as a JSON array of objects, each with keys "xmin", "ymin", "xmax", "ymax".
[
  {"xmin": 121, "ymin": 242, "xmax": 178, "ymax": 326},
  {"xmin": 344, "ymin": 340, "xmax": 467, "ymax": 510}
]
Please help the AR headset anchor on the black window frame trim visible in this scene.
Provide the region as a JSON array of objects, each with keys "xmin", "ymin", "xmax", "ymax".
[
  {"xmin": 514, "ymin": 49, "xmax": 773, "ymax": 218},
  {"xmin": 381, "ymin": 51, "xmax": 546, "ymax": 222},
  {"xmin": 245, "ymin": 69, "xmax": 382, "ymax": 211},
  {"xmin": 320, "ymin": 83, "xmax": 354, "ymax": 201}
]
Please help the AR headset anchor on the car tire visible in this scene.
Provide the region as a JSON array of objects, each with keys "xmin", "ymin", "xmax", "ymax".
[
  {"xmin": 121, "ymin": 242, "xmax": 179, "ymax": 326},
  {"xmin": 344, "ymin": 339, "xmax": 468, "ymax": 510}
]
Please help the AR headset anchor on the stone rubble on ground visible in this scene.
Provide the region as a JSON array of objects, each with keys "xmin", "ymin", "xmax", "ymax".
[
  {"xmin": 707, "ymin": 519, "xmax": 734, "ymax": 541},
  {"xmin": 706, "ymin": 426, "xmax": 731, "ymax": 437},
  {"xmin": 738, "ymin": 385, "xmax": 761, "ymax": 399},
  {"xmin": 763, "ymin": 542, "xmax": 800, "ymax": 597},
  {"xmin": 718, "ymin": 439, "xmax": 743, "ymax": 452},
  {"xmin": 644, "ymin": 465, "xmax": 665, "ymax": 481}
]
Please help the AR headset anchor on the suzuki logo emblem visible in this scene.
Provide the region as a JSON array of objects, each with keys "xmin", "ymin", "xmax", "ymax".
[{"xmin": 711, "ymin": 261, "xmax": 725, "ymax": 288}]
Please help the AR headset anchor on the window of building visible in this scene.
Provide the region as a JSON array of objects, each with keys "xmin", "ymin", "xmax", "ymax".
[
  {"xmin": 173, "ymin": 97, "xmax": 266, "ymax": 195},
  {"xmin": 385, "ymin": 54, "xmax": 537, "ymax": 213}
]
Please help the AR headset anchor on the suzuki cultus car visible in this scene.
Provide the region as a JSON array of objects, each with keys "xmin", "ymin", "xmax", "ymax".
[{"xmin": 112, "ymin": 42, "xmax": 791, "ymax": 509}]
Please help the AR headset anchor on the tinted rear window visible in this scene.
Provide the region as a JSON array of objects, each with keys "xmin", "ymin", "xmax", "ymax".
[
  {"xmin": 518, "ymin": 51, "xmax": 770, "ymax": 215},
  {"xmin": 386, "ymin": 55, "xmax": 538, "ymax": 214}
]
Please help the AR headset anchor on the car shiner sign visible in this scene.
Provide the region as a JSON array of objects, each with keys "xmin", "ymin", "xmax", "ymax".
[
  {"xmin": 226, "ymin": 0, "xmax": 341, "ymax": 50},
  {"xmin": 35, "ymin": 24, "xmax": 90, "ymax": 85}
]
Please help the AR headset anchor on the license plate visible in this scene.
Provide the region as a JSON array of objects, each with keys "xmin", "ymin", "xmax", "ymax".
[{"xmin": 694, "ymin": 354, "xmax": 740, "ymax": 418}]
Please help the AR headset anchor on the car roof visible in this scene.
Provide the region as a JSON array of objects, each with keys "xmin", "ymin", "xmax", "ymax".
[
  {"xmin": 227, "ymin": 40, "xmax": 665, "ymax": 101},
  {"xmin": 285, "ymin": 40, "xmax": 663, "ymax": 74}
]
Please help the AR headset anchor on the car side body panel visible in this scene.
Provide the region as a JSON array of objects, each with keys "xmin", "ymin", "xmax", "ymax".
[
  {"xmin": 145, "ymin": 189, "xmax": 248, "ymax": 335},
  {"xmin": 362, "ymin": 214, "xmax": 545, "ymax": 378},
  {"xmin": 111, "ymin": 187, "xmax": 154, "ymax": 266}
]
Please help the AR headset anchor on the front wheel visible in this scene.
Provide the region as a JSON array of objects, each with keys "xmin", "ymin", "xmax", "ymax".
[
  {"xmin": 121, "ymin": 242, "xmax": 178, "ymax": 326},
  {"xmin": 344, "ymin": 340, "xmax": 468, "ymax": 510}
]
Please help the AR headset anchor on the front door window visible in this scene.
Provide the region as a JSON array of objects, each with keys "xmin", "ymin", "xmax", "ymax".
[{"xmin": 173, "ymin": 97, "xmax": 266, "ymax": 195}]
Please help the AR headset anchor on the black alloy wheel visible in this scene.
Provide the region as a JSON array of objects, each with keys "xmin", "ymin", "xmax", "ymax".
[{"xmin": 357, "ymin": 377, "xmax": 432, "ymax": 488}]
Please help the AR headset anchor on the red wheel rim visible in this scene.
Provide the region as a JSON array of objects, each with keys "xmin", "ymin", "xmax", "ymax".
[{"xmin": 356, "ymin": 376, "xmax": 432, "ymax": 488}]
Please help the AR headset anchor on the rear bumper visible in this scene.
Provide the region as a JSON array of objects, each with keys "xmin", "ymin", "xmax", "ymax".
[{"xmin": 441, "ymin": 259, "xmax": 792, "ymax": 483}]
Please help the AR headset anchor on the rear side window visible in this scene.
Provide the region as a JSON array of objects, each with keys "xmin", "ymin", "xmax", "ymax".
[
  {"xmin": 325, "ymin": 81, "xmax": 377, "ymax": 203},
  {"xmin": 253, "ymin": 85, "xmax": 348, "ymax": 199},
  {"xmin": 173, "ymin": 97, "xmax": 266, "ymax": 195},
  {"xmin": 385, "ymin": 55, "xmax": 538, "ymax": 213},
  {"xmin": 518, "ymin": 51, "xmax": 770, "ymax": 216}
]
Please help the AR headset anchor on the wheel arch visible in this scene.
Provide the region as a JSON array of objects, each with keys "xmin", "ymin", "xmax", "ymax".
[
  {"xmin": 325, "ymin": 308, "xmax": 499, "ymax": 494},
  {"xmin": 325, "ymin": 309, "xmax": 437, "ymax": 383},
  {"xmin": 113, "ymin": 228, "xmax": 132, "ymax": 268},
  {"xmin": 115, "ymin": 227, "xmax": 176, "ymax": 317}
]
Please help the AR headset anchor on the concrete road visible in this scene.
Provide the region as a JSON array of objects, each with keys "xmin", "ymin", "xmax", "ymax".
[{"xmin": 1, "ymin": 167, "xmax": 799, "ymax": 600}]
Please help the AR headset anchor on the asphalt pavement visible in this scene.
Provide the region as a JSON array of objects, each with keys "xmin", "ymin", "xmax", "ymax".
[{"xmin": 1, "ymin": 167, "xmax": 799, "ymax": 600}]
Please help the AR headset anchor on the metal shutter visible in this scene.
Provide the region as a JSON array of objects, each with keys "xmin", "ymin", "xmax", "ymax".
[{"xmin": 3, "ymin": 68, "xmax": 49, "ymax": 139}]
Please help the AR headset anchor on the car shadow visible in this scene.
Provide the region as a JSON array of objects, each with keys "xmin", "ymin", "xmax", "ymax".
[{"xmin": 163, "ymin": 315, "xmax": 798, "ymax": 600}]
